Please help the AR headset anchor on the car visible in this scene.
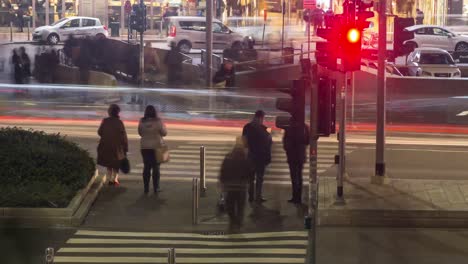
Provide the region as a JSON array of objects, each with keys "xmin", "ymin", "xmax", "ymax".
[
  {"xmin": 403, "ymin": 25, "xmax": 468, "ymax": 52},
  {"xmin": 166, "ymin": 16, "xmax": 248, "ymax": 53},
  {"xmin": 33, "ymin": 16, "xmax": 109, "ymax": 45},
  {"xmin": 406, "ymin": 48, "xmax": 461, "ymax": 77}
]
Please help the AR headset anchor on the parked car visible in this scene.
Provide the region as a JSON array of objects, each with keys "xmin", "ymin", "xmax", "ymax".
[
  {"xmin": 166, "ymin": 16, "xmax": 248, "ymax": 53},
  {"xmin": 403, "ymin": 25, "xmax": 468, "ymax": 52},
  {"xmin": 406, "ymin": 48, "xmax": 461, "ymax": 77},
  {"xmin": 33, "ymin": 16, "xmax": 109, "ymax": 45}
]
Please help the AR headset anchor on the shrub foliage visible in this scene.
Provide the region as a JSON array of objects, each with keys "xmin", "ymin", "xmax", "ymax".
[{"xmin": 0, "ymin": 127, "xmax": 96, "ymax": 207}]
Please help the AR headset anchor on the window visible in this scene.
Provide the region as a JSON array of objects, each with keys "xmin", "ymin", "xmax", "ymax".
[
  {"xmin": 419, "ymin": 53, "xmax": 455, "ymax": 65},
  {"xmin": 82, "ymin": 19, "xmax": 96, "ymax": 27},
  {"xmin": 414, "ymin": 28, "xmax": 427, "ymax": 35},
  {"xmin": 213, "ymin": 23, "xmax": 230, "ymax": 33},
  {"xmin": 432, "ymin": 28, "xmax": 450, "ymax": 36},
  {"xmin": 62, "ymin": 19, "xmax": 80, "ymax": 28},
  {"xmin": 179, "ymin": 21, "xmax": 206, "ymax": 32}
]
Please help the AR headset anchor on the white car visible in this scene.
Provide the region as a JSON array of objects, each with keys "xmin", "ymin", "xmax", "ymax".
[
  {"xmin": 406, "ymin": 48, "xmax": 461, "ymax": 78},
  {"xmin": 404, "ymin": 25, "xmax": 468, "ymax": 52},
  {"xmin": 166, "ymin": 16, "xmax": 247, "ymax": 53},
  {"xmin": 33, "ymin": 16, "xmax": 109, "ymax": 45}
]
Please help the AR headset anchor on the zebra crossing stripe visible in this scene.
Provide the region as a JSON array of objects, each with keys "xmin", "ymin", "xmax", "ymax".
[
  {"xmin": 58, "ymin": 247, "xmax": 306, "ymax": 254},
  {"xmin": 54, "ymin": 256, "xmax": 305, "ymax": 263},
  {"xmin": 75, "ymin": 230, "xmax": 307, "ymax": 239}
]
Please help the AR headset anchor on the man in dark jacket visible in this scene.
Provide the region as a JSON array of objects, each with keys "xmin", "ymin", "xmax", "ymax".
[
  {"xmin": 213, "ymin": 60, "xmax": 236, "ymax": 88},
  {"xmin": 242, "ymin": 110, "xmax": 272, "ymax": 203},
  {"xmin": 219, "ymin": 143, "xmax": 254, "ymax": 231},
  {"xmin": 283, "ymin": 117, "xmax": 309, "ymax": 204},
  {"xmin": 164, "ymin": 42, "xmax": 183, "ymax": 85}
]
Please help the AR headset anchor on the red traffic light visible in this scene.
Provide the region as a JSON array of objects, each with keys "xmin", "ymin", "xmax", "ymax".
[{"xmin": 347, "ymin": 28, "xmax": 360, "ymax": 43}]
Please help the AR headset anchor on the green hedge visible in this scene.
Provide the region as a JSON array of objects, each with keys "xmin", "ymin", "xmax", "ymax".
[{"xmin": 0, "ymin": 127, "xmax": 96, "ymax": 208}]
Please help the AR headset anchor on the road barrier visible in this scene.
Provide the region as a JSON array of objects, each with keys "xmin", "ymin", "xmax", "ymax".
[
  {"xmin": 192, "ymin": 178, "xmax": 199, "ymax": 225},
  {"xmin": 200, "ymin": 146, "xmax": 206, "ymax": 195}
]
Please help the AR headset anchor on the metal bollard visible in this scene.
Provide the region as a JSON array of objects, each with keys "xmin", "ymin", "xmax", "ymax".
[
  {"xmin": 200, "ymin": 146, "xmax": 206, "ymax": 195},
  {"xmin": 45, "ymin": 247, "xmax": 54, "ymax": 264},
  {"xmin": 27, "ymin": 20, "xmax": 30, "ymax": 41},
  {"xmin": 192, "ymin": 178, "xmax": 199, "ymax": 225},
  {"xmin": 10, "ymin": 22, "xmax": 13, "ymax": 42},
  {"xmin": 168, "ymin": 248, "xmax": 176, "ymax": 264}
]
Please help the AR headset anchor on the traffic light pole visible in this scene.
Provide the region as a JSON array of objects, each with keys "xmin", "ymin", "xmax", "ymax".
[
  {"xmin": 375, "ymin": 0, "xmax": 387, "ymax": 179},
  {"xmin": 206, "ymin": 0, "xmax": 213, "ymax": 88},
  {"xmin": 139, "ymin": 0, "xmax": 145, "ymax": 87},
  {"xmin": 305, "ymin": 64, "xmax": 319, "ymax": 264},
  {"xmin": 336, "ymin": 72, "xmax": 346, "ymax": 202}
]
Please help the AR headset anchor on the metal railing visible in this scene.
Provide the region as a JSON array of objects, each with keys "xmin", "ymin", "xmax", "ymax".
[
  {"xmin": 192, "ymin": 177, "xmax": 199, "ymax": 225},
  {"xmin": 200, "ymin": 49, "xmax": 223, "ymax": 71}
]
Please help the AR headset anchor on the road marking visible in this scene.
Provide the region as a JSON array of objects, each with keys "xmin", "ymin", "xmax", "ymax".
[
  {"xmin": 67, "ymin": 238, "xmax": 308, "ymax": 246},
  {"xmin": 457, "ymin": 111, "xmax": 468, "ymax": 116},
  {"xmin": 54, "ymin": 256, "xmax": 305, "ymax": 263},
  {"xmin": 58, "ymin": 247, "xmax": 306, "ymax": 254}
]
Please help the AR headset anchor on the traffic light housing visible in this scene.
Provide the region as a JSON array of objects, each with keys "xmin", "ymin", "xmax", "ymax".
[
  {"xmin": 356, "ymin": 0, "xmax": 374, "ymax": 29},
  {"xmin": 130, "ymin": 4, "xmax": 147, "ymax": 33},
  {"xmin": 341, "ymin": 26, "xmax": 362, "ymax": 72},
  {"xmin": 316, "ymin": 16, "xmax": 340, "ymax": 70},
  {"xmin": 393, "ymin": 17, "xmax": 415, "ymax": 58},
  {"xmin": 275, "ymin": 79, "xmax": 306, "ymax": 129},
  {"xmin": 318, "ymin": 77, "xmax": 336, "ymax": 136}
]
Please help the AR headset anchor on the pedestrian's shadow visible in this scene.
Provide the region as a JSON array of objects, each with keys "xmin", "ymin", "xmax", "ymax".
[{"xmin": 249, "ymin": 203, "xmax": 285, "ymax": 230}]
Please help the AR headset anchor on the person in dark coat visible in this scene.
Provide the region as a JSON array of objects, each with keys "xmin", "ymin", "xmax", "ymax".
[
  {"xmin": 283, "ymin": 117, "xmax": 310, "ymax": 204},
  {"xmin": 16, "ymin": 7, "xmax": 23, "ymax": 32},
  {"xmin": 164, "ymin": 41, "xmax": 183, "ymax": 85},
  {"xmin": 97, "ymin": 104, "xmax": 128, "ymax": 186},
  {"xmin": 416, "ymin": 9, "xmax": 424, "ymax": 25},
  {"xmin": 219, "ymin": 141, "xmax": 254, "ymax": 231},
  {"xmin": 19, "ymin": 46, "xmax": 30, "ymax": 82},
  {"xmin": 242, "ymin": 110, "xmax": 272, "ymax": 203},
  {"xmin": 324, "ymin": 8, "xmax": 334, "ymax": 29},
  {"xmin": 213, "ymin": 60, "xmax": 236, "ymax": 88},
  {"xmin": 11, "ymin": 49, "xmax": 23, "ymax": 84}
]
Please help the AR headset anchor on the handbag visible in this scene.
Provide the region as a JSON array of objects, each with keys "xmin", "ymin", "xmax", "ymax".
[
  {"xmin": 156, "ymin": 144, "xmax": 170, "ymax": 163},
  {"xmin": 120, "ymin": 157, "xmax": 131, "ymax": 174}
]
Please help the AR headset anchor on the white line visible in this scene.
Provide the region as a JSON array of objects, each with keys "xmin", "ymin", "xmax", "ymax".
[
  {"xmin": 67, "ymin": 238, "xmax": 308, "ymax": 246},
  {"xmin": 57, "ymin": 247, "xmax": 306, "ymax": 254},
  {"xmin": 74, "ymin": 230, "xmax": 308, "ymax": 239},
  {"xmin": 170, "ymin": 150, "xmax": 344, "ymax": 156},
  {"xmin": 155, "ymin": 170, "xmax": 327, "ymax": 179},
  {"xmin": 155, "ymin": 164, "xmax": 333, "ymax": 170},
  {"xmin": 53, "ymin": 256, "xmax": 305, "ymax": 263}
]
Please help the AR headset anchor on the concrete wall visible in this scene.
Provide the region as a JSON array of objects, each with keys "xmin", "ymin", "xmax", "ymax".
[{"xmin": 55, "ymin": 65, "xmax": 117, "ymax": 86}]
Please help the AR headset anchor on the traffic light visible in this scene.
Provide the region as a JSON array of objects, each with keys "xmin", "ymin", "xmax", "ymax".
[
  {"xmin": 318, "ymin": 77, "xmax": 336, "ymax": 136},
  {"xmin": 356, "ymin": 0, "xmax": 374, "ymax": 30},
  {"xmin": 393, "ymin": 17, "xmax": 415, "ymax": 58},
  {"xmin": 130, "ymin": 4, "xmax": 147, "ymax": 33},
  {"xmin": 316, "ymin": 16, "xmax": 340, "ymax": 70},
  {"xmin": 275, "ymin": 79, "xmax": 306, "ymax": 129},
  {"xmin": 341, "ymin": 26, "xmax": 362, "ymax": 72}
]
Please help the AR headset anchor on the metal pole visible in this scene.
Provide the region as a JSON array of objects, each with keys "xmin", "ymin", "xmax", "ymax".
[
  {"xmin": 120, "ymin": 0, "xmax": 125, "ymax": 37},
  {"xmin": 307, "ymin": 9, "xmax": 310, "ymax": 58},
  {"xmin": 27, "ymin": 20, "xmax": 30, "ymax": 41},
  {"xmin": 150, "ymin": 0, "xmax": 154, "ymax": 30},
  {"xmin": 305, "ymin": 63, "xmax": 319, "ymax": 264},
  {"xmin": 32, "ymin": 0, "xmax": 36, "ymax": 28},
  {"xmin": 45, "ymin": 0, "xmax": 49, "ymax": 25},
  {"xmin": 281, "ymin": 0, "xmax": 285, "ymax": 52},
  {"xmin": 62, "ymin": 0, "xmax": 66, "ymax": 18},
  {"xmin": 351, "ymin": 71, "xmax": 355, "ymax": 124},
  {"xmin": 10, "ymin": 22, "xmax": 12, "ymax": 42},
  {"xmin": 206, "ymin": 0, "xmax": 213, "ymax": 87},
  {"xmin": 192, "ymin": 178, "xmax": 199, "ymax": 225},
  {"xmin": 200, "ymin": 146, "xmax": 206, "ymax": 195},
  {"xmin": 336, "ymin": 72, "xmax": 347, "ymax": 202},
  {"xmin": 139, "ymin": 0, "xmax": 145, "ymax": 87},
  {"xmin": 168, "ymin": 248, "xmax": 176, "ymax": 264},
  {"xmin": 375, "ymin": 0, "xmax": 387, "ymax": 178},
  {"xmin": 45, "ymin": 247, "xmax": 54, "ymax": 264}
]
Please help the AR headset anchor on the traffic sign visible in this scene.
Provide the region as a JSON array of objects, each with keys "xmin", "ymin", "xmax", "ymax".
[{"xmin": 303, "ymin": 0, "xmax": 316, "ymax": 10}]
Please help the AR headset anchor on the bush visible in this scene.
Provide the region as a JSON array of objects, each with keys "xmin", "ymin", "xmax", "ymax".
[{"xmin": 0, "ymin": 127, "xmax": 96, "ymax": 208}]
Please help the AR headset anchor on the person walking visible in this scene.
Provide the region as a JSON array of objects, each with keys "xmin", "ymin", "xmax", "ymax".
[
  {"xmin": 11, "ymin": 49, "xmax": 23, "ymax": 84},
  {"xmin": 19, "ymin": 46, "xmax": 30, "ymax": 82},
  {"xmin": 219, "ymin": 140, "xmax": 254, "ymax": 231},
  {"xmin": 283, "ymin": 117, "xmax": 309, "ymax": 204},
  {"xmin": 138, "ymin": 105, "xmax": 167, "ymax": 194},
  {"xmin": 324, "ymin": 8, "xmax": 334, "ymax": 29},
  {"xmin": 16, "ymin": 7, "xmax": 23, "ymax": 32},
  {"xmin": 296, "ymin": 0, "xmax": 303, "ymax": 26},
  {"xmin": 164, "ymin": 41, "xmax": 183, "ymax": 85},
  {"xmin": 242, "ymin": 110, "xmax": 272, "ymax": 203},
  {"xmin": 416, "ymin": 9, "xmax": 424, "ymax": 25},
  {"xmin": 313, "ymin": 5, "xmax": 324, "ymax": 35},
  {"xmin": 97, "ymin": 104, "xmax": 128, "ymax": 186}
]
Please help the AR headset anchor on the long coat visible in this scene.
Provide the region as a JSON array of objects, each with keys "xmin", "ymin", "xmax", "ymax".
[{"xmin": 97, "ymin": 117, "xmax": 128, "ymax": 169}]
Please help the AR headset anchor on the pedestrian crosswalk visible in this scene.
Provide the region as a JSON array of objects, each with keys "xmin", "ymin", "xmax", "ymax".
[
  {"xmin": 132, "ymin": 142, "xmax": 355, "ymax": 185},
  {"xmin": 54, "ymin": 229, "xmax": 308, "ymax": 263}
]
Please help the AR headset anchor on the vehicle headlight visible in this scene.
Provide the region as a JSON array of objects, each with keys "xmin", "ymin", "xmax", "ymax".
[
  {"xmin": 421, "ymin": 71, "xmax": 432, "ymax": 76},
  {"xmin": 454, "ymin": 71, "xmax": 461, "ymax": 77}
]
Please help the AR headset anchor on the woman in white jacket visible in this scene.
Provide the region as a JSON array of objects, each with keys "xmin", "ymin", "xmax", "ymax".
[{"xmin": 138, "ymin": 105, "xmax": 167, "ymax": 194}]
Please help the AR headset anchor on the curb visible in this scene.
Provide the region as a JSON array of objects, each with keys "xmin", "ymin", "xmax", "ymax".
[{"xmin": 0, "ymin": 171, "xmax": 106, "ymax": 228}]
